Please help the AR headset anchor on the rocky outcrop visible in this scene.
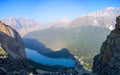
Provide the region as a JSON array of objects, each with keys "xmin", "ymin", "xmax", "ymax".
[
  {"xmin": 92, "ymin": 16, "xmax": 120, "ymax": 75},
  {"xmin": 0, "ymin": 21, "xmax": 25, "ymax": 58},
  {"xmin": 0, "ymin": 57, "xmax": 36, "ymax": 75},
  {"xmin": 0, "ymin": 21, "xmax": 36, "ymax": 75}
]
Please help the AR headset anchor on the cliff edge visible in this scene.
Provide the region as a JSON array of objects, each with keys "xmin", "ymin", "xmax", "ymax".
[
  {"xmin": 0, "ymin": 21, "xmax": 25, "ymax": 58},
  {"xmin": 0, "ymin": 21, "xmax": 35, "ymax": 75},
  {"xmin": 92, "ymin": 16, "xmax": 120, "ymax": 75}
]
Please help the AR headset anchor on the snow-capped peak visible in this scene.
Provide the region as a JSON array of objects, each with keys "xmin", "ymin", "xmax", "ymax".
[
  {"xmin": 106, "ymin": 7, "xmax": 115, "ymax": 10},
  {"xmin": 85, "ymin": 7, "xmax": 120, "ymax": 17}
]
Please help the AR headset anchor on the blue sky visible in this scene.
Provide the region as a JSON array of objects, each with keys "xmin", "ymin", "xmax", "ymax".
[{"xmin": 0, "ymin": 0, "xmax": 120, "ymax": 22}]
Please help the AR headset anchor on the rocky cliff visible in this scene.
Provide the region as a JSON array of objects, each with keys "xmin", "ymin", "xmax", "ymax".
[
  {"xmin": 0, "ymin": 21, "xmax": 25, "ymax": 58},
  {"xmin": 0, "ymin": 21, "xmax": 36, "ymax": 75},
  {"xmin": 92, "ymin": 16, "xmax": 120, "ymax": 75}
]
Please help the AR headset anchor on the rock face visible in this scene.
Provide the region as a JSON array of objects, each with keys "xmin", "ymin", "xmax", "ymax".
[
  {"xmin": 0, "ymin": 21, "xmax": 25, "ymax": 58},
  {"xmin": 92, "ymin": 16, "xmax": 120, "ymax": 75},
  {"xmin": 0, "ymin": 21, "xmax": 36, "ymax": 74}
]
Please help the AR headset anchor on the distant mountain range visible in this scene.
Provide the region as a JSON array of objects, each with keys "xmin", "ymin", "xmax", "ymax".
[
  {"xmin": 0, "ymin": 17, "xmax": 44, "ymax": 36},
  {"xmin": 68, "ymin": 7, "xmax": 120, "ymax": 29},
  {"xmin": 1, "ymin": 7, "xmax": 120, "ymax": 36},
  {"xmin": 0, "ymin": 17, "xmax": 69, "ymax": 36}
]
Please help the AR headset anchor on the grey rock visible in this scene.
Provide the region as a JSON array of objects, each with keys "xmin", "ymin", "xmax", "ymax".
[
  {"xmin": 92, "ymin": 16, "xmax": 120, "ymax": 75},
  {"xmin": 0, "ymin": 21, "xmax": 36, "ymax": 75}
]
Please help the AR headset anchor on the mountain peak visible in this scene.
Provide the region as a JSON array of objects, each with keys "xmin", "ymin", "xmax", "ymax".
[
  {"xmin": 106, "ymin": 7, "xmax": 116, "ymax": 10},
  {"xmin": 6, "ymin": 16, "xmax": 16, "ymax": 20},
  {"xmin": 85, "ymin": 7, "xmax": 120, "ymax": 17}
]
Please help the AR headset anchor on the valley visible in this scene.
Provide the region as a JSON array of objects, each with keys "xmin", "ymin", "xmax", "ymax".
[
  {"xmin": 24, "ymin": 25, "xmax": 110, "ymax": 68},
  {"xmin": 1, "ymin": 7, "xmax": 120, "ymax": 69},
  {"xmin": 0, "ymin": 5, "xmax": 120, "ymax": 75}
]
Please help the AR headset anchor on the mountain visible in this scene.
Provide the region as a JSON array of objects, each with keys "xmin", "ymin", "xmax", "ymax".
[
  {"xmin": 0, "ymin": 17, "xmax": 42, "ymax": 36},
  {"xmin": 0, "ymin": 17, "xmax": 69, "ymax": 36},
  {"xmin": 0, "ymin": 21, "xmax": 25, "ymax": 58},
  {"xmin": 68, "ymin": 7, "xmax": 120, "ymax": 30},
  {"xmin": 1, "ymin": 7, "xmax": 120, "ymax": 35},
  {"xmin": 0, "ymin": 21, "xmax": 37, "ymax": 74},
  {"xmin": 86, "ymin": 7, "xmax": 120, "ymax": 17},
  {"xmin": 1, "ymin": 7, "xmax": 120, "ymax": 37},
  {"xmin": 1, "ymin": 17, "xmax": 38, "ymax": 29},
  {"xmin": 92, "ymin": 16, "xmax": 120, "ymax": 75}
]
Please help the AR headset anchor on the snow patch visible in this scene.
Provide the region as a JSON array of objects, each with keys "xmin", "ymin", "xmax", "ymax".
[
  {"xmin": 109, "ymin": 25, "xmax": 114, "ymax": 30},
  {"xmin": 93, "ymin": 20, "xmax": 99, "ymax": 25},
  {"xmin": 107, "ymin": 7, "xmax": 115, "ymax": 10}
]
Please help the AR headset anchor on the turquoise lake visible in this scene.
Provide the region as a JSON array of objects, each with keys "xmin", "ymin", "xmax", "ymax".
[{"xmin": 25, "ymin": 48, "xmax": 75, "ymax": 67}]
